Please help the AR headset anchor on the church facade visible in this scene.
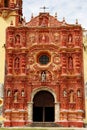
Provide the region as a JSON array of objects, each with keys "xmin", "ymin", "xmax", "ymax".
[{"xmin": 3, "ymin": 11, "xmax": 85, "ymax": 127}]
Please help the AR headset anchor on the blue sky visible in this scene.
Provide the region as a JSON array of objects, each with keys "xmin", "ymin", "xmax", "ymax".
[{"xmin": 23, "ymin": 0, "xmax": 87, "ymax": 29}]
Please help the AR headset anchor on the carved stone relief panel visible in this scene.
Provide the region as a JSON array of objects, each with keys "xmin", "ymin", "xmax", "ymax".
[
  {"xmin": 39, "ymin": 15, "xmax": 48, "ymax": 27},
  {"xmin": 26, "ymin": 32, "xmax": 37, "ymax": 47},
  {"xmin": 53, "ymin": 33, "xmax": 60, "ymax": 44},
  {"xmin": 39, "ymin": 33, "xmax": 49, "ymax": 44},
  {"xmin": 7, "ymin": 30, "xmax": 15, "ymax": 47},
  {"xmin": 75, "ymin": 35, "xmax": 80, "ymax": 46},
  {"xmin": 27, "ymin": 53, "xmax": 35, "ymax": 66}
]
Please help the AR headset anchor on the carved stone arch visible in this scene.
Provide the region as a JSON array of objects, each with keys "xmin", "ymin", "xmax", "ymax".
[
  {"xmin": 27, "ymin": 87, "xmax": 60, "ymax": 122},
  {"xmin": 31, "ymin": 87, "xmax": 57, "ymax": 103}
]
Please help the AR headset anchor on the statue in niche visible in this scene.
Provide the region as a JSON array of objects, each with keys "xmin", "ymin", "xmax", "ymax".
[
  {"xmin": 77, "ymin": 90, "xmax": 81, "ymax": 97},
  {"xmin": 68, "ymin": 57, "xmax": 73, "ymax": 69},
  {"xmin": 63, "ymin": 90, "xmax": 67, "ymax": 97},
  {"xmin": 68, "ymin": 34, "xmax": 73, "ymax": 43},
  {"xmin": 14, "ymin": 91, "xmax": 18, "ymax": 102},
  {"xmin": 70, "ymin": 90, "xmax": 74, "ymax": 103},
  {"xmin": 41, "ymin": 71, "xmax": 46, "ymax": 82},
  {"xmin": 14, "ymin": 57, "xmax": 20, "ymax": 69},
  {"xmin": 15, "ymin": 35, "xmax": 20, "ymax": 44},
  {"xmin": 7, "ymin": 90, "xmax": 11, "ymax": 97},
  {"xmin": 21, "ymin": 90, "xmax": 25, "ymax": 97}
]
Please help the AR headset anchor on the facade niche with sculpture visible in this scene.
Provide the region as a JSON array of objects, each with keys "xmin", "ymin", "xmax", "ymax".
[{"xmin": 4, "ymin": 12, "xmax": 85, "ymax": 127}]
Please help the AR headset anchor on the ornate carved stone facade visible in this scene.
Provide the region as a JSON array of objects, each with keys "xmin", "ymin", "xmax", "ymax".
[
  {"xmin": 0, "ymin": 0, "xmax": 23, "ymax": 84},
  {"xmin": 4, "ymin": 12, "xmax": 85, "ymax": 127},
  {"xmin": 0, "ymin": 0, "xmax": 22, "ymax": 23}
]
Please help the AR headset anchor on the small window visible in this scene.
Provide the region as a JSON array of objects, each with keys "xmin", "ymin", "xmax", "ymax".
[
  {"xmin": 39, "ymin": 54, "xmax": 49, "ymax": 65},
  {"xmin": 4, "ymin": 0, "xmax": 9, "ymax": 7}
]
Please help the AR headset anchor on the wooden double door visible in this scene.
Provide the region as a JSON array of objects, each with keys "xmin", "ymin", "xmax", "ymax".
[{"xmin": 33, "ymin": 90, "xmax": 55, "ymax": 122}]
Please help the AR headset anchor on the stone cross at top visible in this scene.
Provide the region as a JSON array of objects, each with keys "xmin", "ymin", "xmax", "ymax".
[{"xmin": 40, "ymin": 6, "xmax": 49, "ymax": 12}]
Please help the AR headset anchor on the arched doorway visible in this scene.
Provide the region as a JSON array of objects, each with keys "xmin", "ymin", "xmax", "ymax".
[{"xmin": 33, "ymin": 90, "xmax": 55, "ymax": 122}]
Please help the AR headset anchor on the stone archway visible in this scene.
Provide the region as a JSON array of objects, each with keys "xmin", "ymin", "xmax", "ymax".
[
  {"xmin": 27, "ymin": 87, "xmax": 60, "ymax": 123},
  {"xmin": 33, "ymin": 90, "xmax": 54, "ymax": 122}
]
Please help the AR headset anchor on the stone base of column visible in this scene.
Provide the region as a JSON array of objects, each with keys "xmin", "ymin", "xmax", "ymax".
[{"xmin": 57, "ymin": 121, "xmax": 84, "ymax": 127}]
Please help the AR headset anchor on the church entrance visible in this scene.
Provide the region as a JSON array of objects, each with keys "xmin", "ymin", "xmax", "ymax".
[{"xmin": 33, "ymin": 90, "xmax": 54, "ymax": 122}]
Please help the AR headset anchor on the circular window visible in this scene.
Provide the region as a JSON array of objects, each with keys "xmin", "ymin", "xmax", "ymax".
[{"xmin": 39, "ymin": 54, "xmax": 50, "ymax": 65}]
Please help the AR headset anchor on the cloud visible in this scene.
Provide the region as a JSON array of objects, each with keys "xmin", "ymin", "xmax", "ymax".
[{"xmin": 23, "ymin": 0, "xmax": 87, "ymax": 29}]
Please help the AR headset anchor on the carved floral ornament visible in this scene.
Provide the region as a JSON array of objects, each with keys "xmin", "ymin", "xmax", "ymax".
[{"xmin": 53, "ymin": 54, "xmax": 60, "ymax": 64}]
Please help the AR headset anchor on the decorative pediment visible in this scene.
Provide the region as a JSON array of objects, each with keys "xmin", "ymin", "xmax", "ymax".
[{"xmin": 26, "ymin": 12, "xmax": 64, "ymax": 27}]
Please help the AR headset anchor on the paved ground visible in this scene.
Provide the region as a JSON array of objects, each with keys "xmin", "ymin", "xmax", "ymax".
[{"xmin": 1, "ymin": 127, "xmax": 87, "ymax": 130}]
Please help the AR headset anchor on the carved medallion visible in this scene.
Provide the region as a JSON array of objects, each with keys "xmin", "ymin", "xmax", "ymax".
[{"xmin": 53, "ymin": 54, "xmax": 60, "ymax": 64}]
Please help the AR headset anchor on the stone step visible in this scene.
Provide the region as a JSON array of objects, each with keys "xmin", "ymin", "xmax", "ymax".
[{"xmin": 27, "ymin": 122, "xmax": 61, "ymax": 127}]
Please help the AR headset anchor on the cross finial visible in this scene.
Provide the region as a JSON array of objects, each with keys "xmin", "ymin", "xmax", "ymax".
[{"xmin": 40, "ymin": 6, "xmax": 49, "ymax": 12}]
